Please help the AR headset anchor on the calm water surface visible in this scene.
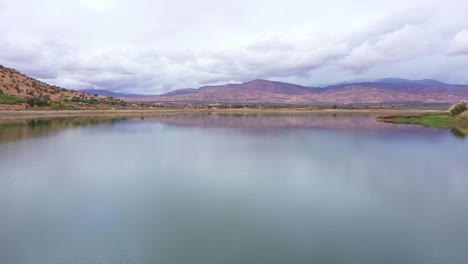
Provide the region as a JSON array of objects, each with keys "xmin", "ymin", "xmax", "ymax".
[{"xmin": 0, "ymin": 113, "xmax": 467, "ymax": 264}]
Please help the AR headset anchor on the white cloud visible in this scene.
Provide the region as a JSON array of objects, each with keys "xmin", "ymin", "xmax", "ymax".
[
  {"xmin": 0, "ymin": 0, "xmax": 468, "ymax": 93},
  {"xmin": 447, "ymin": 29, "xmax": 468, "ymax": 55},
  {"xmin": 339, "ymin": 24, "xmax": 442, "ymax": 72},
  {"xmin": 79, "ymin": 0, "xmax": 113, "ymax": 12}
]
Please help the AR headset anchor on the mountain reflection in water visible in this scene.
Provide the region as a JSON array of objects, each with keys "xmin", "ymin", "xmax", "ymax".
[{"xmin": 0, "ymin": 112, "xmax": 450, "ymax": 143}]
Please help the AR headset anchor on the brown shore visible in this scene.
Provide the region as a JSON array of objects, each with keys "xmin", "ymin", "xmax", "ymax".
[{"xmin": 0, "ymin": 108, "xmax": 443, "ymax": 120}]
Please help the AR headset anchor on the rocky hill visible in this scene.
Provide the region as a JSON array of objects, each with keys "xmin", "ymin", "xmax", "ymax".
[{"xmin": 0, "ymin": 65, "xmax": 127, "ymax": 110}]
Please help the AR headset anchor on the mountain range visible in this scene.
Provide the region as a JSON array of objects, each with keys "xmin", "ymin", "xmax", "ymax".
[
  {"xmin": 2, "ymin": 63, "xmax": 468, "ymax": 107},
  {"xmin": 122, "ymin": 79, "xmax": 468, "ymax": 105}
]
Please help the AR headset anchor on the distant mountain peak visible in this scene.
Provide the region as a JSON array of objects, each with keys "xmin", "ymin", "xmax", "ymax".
[
  {"xmin": 243, "ymin": 79, "xmax": 299, "ymax": 86},
  {"xmin": 244, "ymin": 79, "xmax": 272, "ymax": 84},
  {"xmin": 375, "ymin": 78, "xmax": 448, "ymax": 86},
  {"xmin": 162, "ymin": 88, "xmax": 198, "ymax": 96},
  {"xmin": 79, "ymin": 89, "xmax": 143, "ymax": 98}
]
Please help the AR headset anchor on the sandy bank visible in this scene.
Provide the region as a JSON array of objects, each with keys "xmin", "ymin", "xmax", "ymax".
[{"xmin": 0, "ymin": 109, "xmax": 443, "ymax": 120}]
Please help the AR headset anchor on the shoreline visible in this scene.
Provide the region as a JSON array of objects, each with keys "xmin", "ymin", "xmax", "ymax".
[{"xmin": 0, "ymin": 108, "xmax": 444, "ymax": 120}]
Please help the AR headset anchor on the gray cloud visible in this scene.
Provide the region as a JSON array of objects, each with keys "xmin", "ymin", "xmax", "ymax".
[{"xmin": 1, "ymin": 0, "xmax": 468, "ymax": 94}]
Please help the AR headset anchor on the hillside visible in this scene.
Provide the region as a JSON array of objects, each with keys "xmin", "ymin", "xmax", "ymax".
[
  {"xmin": 144, "ymin": 79, "xmax": 319, "ymax": 105},
  {"xmin": 128, "ymin": 79, "xmax": 468, "ymax": 105},
  {"xmin": 0, "ymin": 65, "xmax": 127, "ymax": 110}
]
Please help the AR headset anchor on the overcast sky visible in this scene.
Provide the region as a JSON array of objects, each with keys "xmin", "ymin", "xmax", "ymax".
[{"xmin": 1, "ymin": 0, "xmax": 468, "ymax": 94}]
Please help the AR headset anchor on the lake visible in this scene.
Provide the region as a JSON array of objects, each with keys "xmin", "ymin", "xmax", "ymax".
[{"xmin": 1, "ymin": 113, "xmax": 467, "ymax": 264}]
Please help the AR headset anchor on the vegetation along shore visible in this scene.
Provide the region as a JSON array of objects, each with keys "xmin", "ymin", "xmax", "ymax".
[{"xmin": 378, "ymin": 101, "xmax": 468, "ymax": 137}]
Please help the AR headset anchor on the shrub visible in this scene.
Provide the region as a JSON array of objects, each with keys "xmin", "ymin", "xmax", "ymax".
[
  {"xmin": 50, "ymin": 102, "xmax": 59, "ymax": 109},
  {"xmin": 50, "ymin": 101, "xmax": 67, "ymax": 109},
  {"xmin": 0, "ymin": 93, "xmax": 26, "ymax": 104},
  {"xmin": 448, "ymin": 101, "xmax": 467, "ymax": 116},
  {"xmin": 27, "ymin": 97, "xmax": 48, "ymax": 107}
]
